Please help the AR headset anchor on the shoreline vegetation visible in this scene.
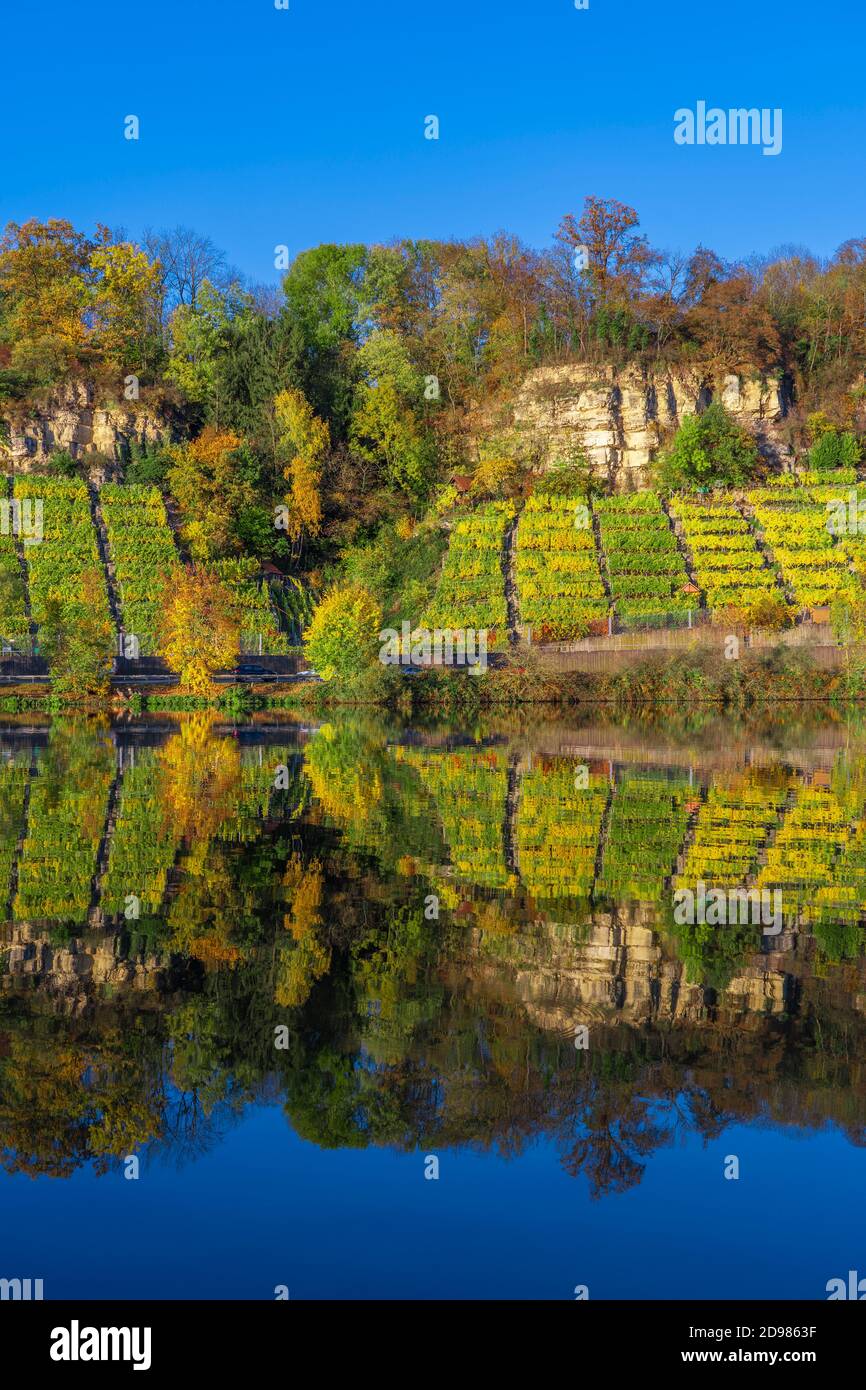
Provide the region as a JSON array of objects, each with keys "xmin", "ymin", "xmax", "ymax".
[{"xmin": 1, "ymin": 641, "xmax": 864, "ymax": 713}]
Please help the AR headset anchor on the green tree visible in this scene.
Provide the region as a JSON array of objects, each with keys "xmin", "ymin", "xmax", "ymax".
[
  {"xmin": 656, "ymin": 402, "xmax": 761, "ymax": 491},
  {"xmin": 809, "ymin": 429, "xmax": 861, "ymax": 472},
  {"xmin": 304, "ymin": 584, "xmax": 382, "ymax": 682}
]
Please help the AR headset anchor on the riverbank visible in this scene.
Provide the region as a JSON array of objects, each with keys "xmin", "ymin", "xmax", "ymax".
[{"xmin": 2, "ymin": 643, "xmax": 864, "ymax": 712}]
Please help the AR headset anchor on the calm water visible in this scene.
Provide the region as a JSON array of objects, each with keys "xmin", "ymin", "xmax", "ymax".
[{"xmin": 1, "ymin": 709, "xmax": 865, "ymax": 1300}]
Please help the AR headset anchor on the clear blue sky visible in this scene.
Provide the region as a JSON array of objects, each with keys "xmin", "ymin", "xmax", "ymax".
[{"xmin": 3, "ymin": 0, "xmax": 865, "ymax": 282}]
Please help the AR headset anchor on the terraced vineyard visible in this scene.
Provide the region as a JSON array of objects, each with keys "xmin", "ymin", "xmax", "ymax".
[
  {"xmin": 516, "ymin": 758, "xmax": 609, "ymax": 909},
  {"xmin": 399, "ymin": 745, "xmax": 512, "ymax": 890},
  {"xmin": 14, "ymin": 730, "xmax": 115, "ymax": 922},
  {"xmin": 0, "ymin": 490, "xmax": 30, "ymax": 647},
  {"xmin": 596, "ymin": 493, "xmax": 693, "ymax": 628},
  {"xmin": 745, "ymin": 476, "xmax": 866, "ymax": 610},
  {"xmin": 14, "ymin": 477, "xmax": 112, "ymax": 637},
  {"xmin": 597, "ymin": 770, "xmax": 692, "ymax": 901},
  {"xmin": 418, "ymin": 471, "xmax": 863, "ymax": 644},
  {"xmin": 101, "ymin": 484, "xmax": 180, "ymax": 655},
  {"xmin": 669, "ymin": 497, "xmax": 781, "ymax": 617},
  {"xmin": 675, "ymin": 770, "xmax": 794, "ymax": 891},
  {"xmin": 515, "ymin": 493, "xmax": 607, "ymax": 639},
  {"xmin": 0, "ymin": 477, "xmax": 312, "ymax": 664},
  {"xmin": 421, "ymin": 501, "xmax": 513, "ymax": 645},
  {"xmin": 101, "ymin": 748, "xmax": 181, "ymax": 916}
]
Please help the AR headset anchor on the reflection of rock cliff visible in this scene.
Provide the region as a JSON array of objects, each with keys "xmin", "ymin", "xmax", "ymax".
[
  {"xmin": 446, "ymin": 909, "xmax": 866, "ymax": 1031},
  {"xmin": 512, "ymin": 365, "xmax": 791, "ymax": 484},
  {"xmin": 0, "ymin": 923, "xmax": 164, "ymax": 1011},
  {"xmin": 0, "ymin": 382, "xmax": 173, "ymax": 472}
]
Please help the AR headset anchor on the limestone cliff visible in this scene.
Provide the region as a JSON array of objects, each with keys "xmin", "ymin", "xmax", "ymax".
[
  {"xmin": 0, "ymin": 382, "xmax": 173, "ymax": 477},
  {"xmin": 511, "ymin": 364, "xmax": 793, "ymax": 486}
]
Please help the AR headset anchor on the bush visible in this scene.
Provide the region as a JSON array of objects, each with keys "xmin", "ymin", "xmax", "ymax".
[
  {"xmin": 657, "ymin": 403, "xmax": 761, "ymax": 491},
  {"xmin": 46, "ymin": 448, "xmax": 79, "ymax": 478},
  {"xmin": 304, "ymin": 584, "xmax": 383, "ymax": 682},
  {"xmin": 746, "ymin": 593, "xmax": 796, "ymax": 632},
  {"xmin": 808, "ymin": 430, "xmax": 861, "ymax": 473}
]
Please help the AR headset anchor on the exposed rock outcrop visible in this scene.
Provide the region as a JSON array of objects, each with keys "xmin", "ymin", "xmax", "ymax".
[
  {"xmin": 512, "ymin": 364, "xmax": 792, "ymax": 487},
  {"xmin": 0, "ymin": 382, "xmax": 172, "ymax": 477}
]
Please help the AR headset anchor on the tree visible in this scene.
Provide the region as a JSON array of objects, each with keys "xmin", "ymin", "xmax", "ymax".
[
  {"xmin": 303, "ymin": 584, "xmax": 382, "ymax": 682},
  {"xmin": 0, "ymin": 219, "xmax": 93, "ymax": 385},
  {"xmin": 40, "ymin": 569, "xmax": 115, "ymax": 698},
  {"xmin": 274, "ymin": 387, "xmax": 328, "ymax": 543},
  {"xmin": 349, "ymin": 331, "xmax": 436, "ymax": 498},
  {"xmin": 279, "ymin": 243, "xmax": 366, "ymax": 432},
  {"xmin": 165, "ymin": 280, "xmax": 238, "ymax": 412},
  {"xmin": 156, "ymin": 566, "xmax": 240, "ymax": 691},
  {"xmin": 656, "ymin": 402, "xmax": 761, "ymax": 491},
  {"xmin": 90, "ymin": 241, "xmax": 163, "ymax": 377},
  {"xmin": 809, "ymin": 427, "xmax": 861, "ymax": 472},
  {"xmin": 165, "ymin": 427, "xmax": 259, "ymax": 560},
  {"xmin": 143, "ymin": 225, "xmax": 232, "ymax": 316},
  {"xmin": 555, "ymin": 197, "xmax": 658, "ymax": 307}
]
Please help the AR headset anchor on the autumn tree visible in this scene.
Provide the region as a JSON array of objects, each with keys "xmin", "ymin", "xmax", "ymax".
[
  {"xmin": 274, "ymin": 387, "xmax": 328, "ymax": 544},
  {"xmin": 156, "ymin": 565, "xmax": 240, "ymax": 691},
  {"xmin": 303, "ymin": 584, "xmax": 382, "ymax": 682},
  {"xmin": 0, "ymin": 219, "xmax": 93, "ymax": 386},
  {"xmin": 90, "ymin": 240, "xmax": 164, "ymax": 377},
  {"xmin": 165, "ymin": 426, "xmax": 259, "ymax": 559},
  {"xmin": 555, "ymin": 197, "xmax": 658, "ymax": 308}
]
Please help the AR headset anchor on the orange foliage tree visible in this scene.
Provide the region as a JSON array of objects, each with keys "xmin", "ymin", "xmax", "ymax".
[{"xmin": 156, "ymin": 566, "xmax": 240, "ymax": 692}]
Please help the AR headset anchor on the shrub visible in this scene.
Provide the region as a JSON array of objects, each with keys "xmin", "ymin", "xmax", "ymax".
[
  {"xmin": 657, "ymin": 403, "xmax": 762, "ymax": 491},
  {"xmin": 747, "ymin": 593, "xmax": 796, "ymax": 632},
  {"xmin": 304, "ymin": 584, "xmax": 383, "ymax": 682},
  {"xmin": 808, "ymin": 430, "xmax": 861, "ymax": 473}
]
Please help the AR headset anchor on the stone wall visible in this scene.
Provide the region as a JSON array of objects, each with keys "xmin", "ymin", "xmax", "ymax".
[{"xmin": 512, "ymin": 364, "xmax": 792, "ymax": 487}]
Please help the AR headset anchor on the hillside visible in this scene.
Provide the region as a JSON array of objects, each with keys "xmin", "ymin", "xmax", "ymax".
[
  {"xmin": 424, "ymin": 469, "xmax": 866, "ymax": 646},
  {"xmin": 0, "ymin": 477, "xmax": 312, "ymax": 671}
]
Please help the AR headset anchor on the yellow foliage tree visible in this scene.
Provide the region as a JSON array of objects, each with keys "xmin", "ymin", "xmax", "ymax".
[
  {"xmin": 165, "ymin": 427, "xmax": 255, "ymax": 560},
  {"xmin": 90, "ymin": 242, "xmax": 163, "ymax": 376},
  {"xmin": 303, "ymin": 584, "xmax": 383, "ymax": 682},
  {"xmin": 274, "ymin": 388, "xmax": 328, "ymax": 542},
  {"xmin": 156, "ymin": 566, "xmax": 240, "ymax": 692}
]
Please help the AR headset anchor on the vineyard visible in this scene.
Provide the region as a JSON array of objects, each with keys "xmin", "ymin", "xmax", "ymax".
[
  {"xmin": 3, "ymin": 735, "xmax": 866, "ymax": 960},
  {"xmin": 515, "ymin": 493, "xmax": 607, "ymax": 640},
  {"xmin": 101, "ymin": 484, "xmax": 180, "ymax": 656},
  {"xmin": 14, "ymin": 477, "xmax": 112, "ymax": 638},
  {"xmin": 0, "ymin": 478, "xmax": 314, "ymax": 664},
  {"xmin": 422, "ymin": 501, "xmax": 513, "ymax": 645},
  {"xmin": 421, "ymin": 469, "xmax": 866, "ymax": 643}
]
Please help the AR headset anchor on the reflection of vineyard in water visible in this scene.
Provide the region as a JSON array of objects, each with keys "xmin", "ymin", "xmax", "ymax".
[{"xmin": 2, "ymin": 716, "xmax": 866, "ymax": 1196}]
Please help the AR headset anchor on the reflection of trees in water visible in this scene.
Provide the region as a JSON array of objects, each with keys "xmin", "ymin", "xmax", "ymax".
[{"xmin": 3, "ymin": 717, "xmax": 866, "ymax": 1194}]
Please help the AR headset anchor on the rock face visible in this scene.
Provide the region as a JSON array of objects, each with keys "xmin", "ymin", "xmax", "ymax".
[
  {"xmin": 512, "ymin": 364, "xmax": 791, "ymax": 487},
  {"xmin": 0, "ymin": 383, "xmax": 170, "ymax": 477}
]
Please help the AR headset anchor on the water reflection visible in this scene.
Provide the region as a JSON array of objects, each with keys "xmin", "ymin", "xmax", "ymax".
[{"xmin": 1, "ymin": 711, "xmax": 866, "ymax": 1199}]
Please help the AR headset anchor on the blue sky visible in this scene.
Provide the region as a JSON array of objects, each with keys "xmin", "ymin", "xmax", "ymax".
[{"xmin": 3, "ymin": 0, "xmax": 865, "ymax": 283}]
